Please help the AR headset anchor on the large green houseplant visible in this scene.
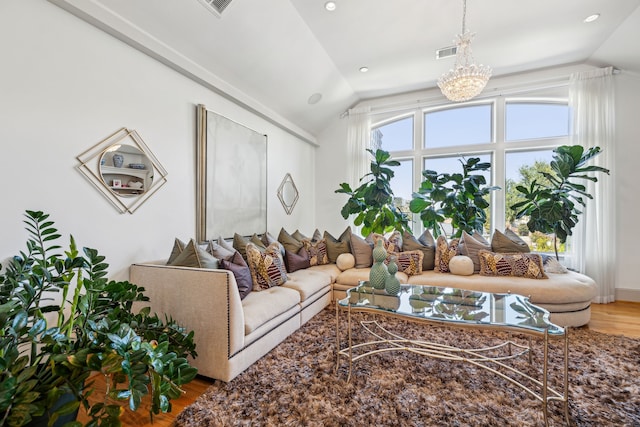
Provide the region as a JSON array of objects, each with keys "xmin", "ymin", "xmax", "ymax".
[
  {"xmin": 335, "ymin": 148, "xmax": 409, "ymax": 236},
  {"xmin": 510, "ymin": 145, "xmax": 610, "ymax": 259},
  {"xmin": 0, "ymin": 210, "xmax": 198, "ymax": 427},
  {"xmin": 409, "ymin": 157, "xmax": 500, "ymax": 238}
]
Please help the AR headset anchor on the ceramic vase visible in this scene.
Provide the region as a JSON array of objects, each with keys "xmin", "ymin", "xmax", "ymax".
[
  {"xmin": 112, "ymin": 153, "xmax": 124, "ymax": 168},
  {"xmin": 385, "ymin": 256, "xmax": 401, "ymax": 296},
  {"xmin": 369, "ymin": 239, "xmax": 388, "ymax": 289}
]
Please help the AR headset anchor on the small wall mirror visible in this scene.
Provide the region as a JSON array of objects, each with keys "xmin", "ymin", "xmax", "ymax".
[
  {"xmin": 77, "ymin": 128, "xmax": 168, "ymax": 214},
  {"xmin": 277, "ymin": 173, "xmax": 299, "ymax": 215},
  {"xmin": 99, "ymin": 145, "xmax": 153, "ymax": 198}
]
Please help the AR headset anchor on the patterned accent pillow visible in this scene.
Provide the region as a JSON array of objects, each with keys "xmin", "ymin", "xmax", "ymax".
[
  {"xmin": 478, "ymin": 250, "xmax": 548, "ymax": 279},
  {"xmin": 434, "ymin": 235, "xmax": 460, "ymax": 273},
  {"xmin": 302, "ymin": 239, "xmax": 329, "ymax": 266},
  {"xmin": 245, "ymin": 242, "xmax": 288, "ymax": 291},
  {"xmin": 371, "ymin": 231, "xmax": 402, "ymax": 253},
  {"xmin": 386, "ymin": 250, "xmax": 424, "ymax": 276}
]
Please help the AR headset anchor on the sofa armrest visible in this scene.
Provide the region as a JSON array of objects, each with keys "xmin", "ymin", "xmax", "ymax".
[{"xmin": 129, "ymin": 263, "xmax": 245, "ymax": 370}]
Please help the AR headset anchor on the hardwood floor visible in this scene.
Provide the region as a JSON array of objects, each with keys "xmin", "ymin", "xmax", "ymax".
[{"xmin": 78, "ymin": 300, "xmax": 639, "ymax": 427}]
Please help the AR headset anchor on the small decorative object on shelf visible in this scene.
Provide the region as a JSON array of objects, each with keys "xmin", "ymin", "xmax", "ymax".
[
  {"xmin": 112, "ymin": 152, "xmax": 124, "ymax": 167},
  {"xmin": 385, "ymin": 256, "xmax": 401, "ymax": 295},
  {"xmin": 370, "ymin": 239, "xmax": 389, "ymax": 289}
]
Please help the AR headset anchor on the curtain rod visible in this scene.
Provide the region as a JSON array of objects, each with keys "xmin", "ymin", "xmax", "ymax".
[{"xmin": 342, "ymin": 67, "xmax": 620, "ymax": 118}]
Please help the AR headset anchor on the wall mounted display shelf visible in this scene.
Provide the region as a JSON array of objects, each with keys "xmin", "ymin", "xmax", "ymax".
[{"xmin": 77, "ymin": 127, "xmax": 168, "ymax": 214}]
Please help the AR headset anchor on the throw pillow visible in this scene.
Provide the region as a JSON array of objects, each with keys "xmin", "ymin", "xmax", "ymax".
[
  {"xmin": 336, "ymin": 253, "xmax": 356, "ymax": 271},
  {"xmin": 371, "ymin": 232, "xmax": 402, "ymax": 253},
  {"xmin": 350, "ymin": 233, "xmax": 374, "ymax": 268},
  {"xmin": 386, "ymin": 250, "xmax": 423, "ymax": 276},
  {"xmin": 491, "ymin": 229, "xmax": 530, "ymax": 253},
  {"xmin": 207, "ymin": 240, "xmax": 236, "ymax": 262},
  {"xmin": 260, "ymin": 231, "xmax": 285, "ymax": 256},
  {"xmin": 245, "ymin": 242, "xmax": 288, "ymax": 291},
  {"xmin": 291, "ymin": 229, "xmax": 308, "ymax": 242},
  {"xmin": 478, "ymin": 250, "xmax": 548, "ymax": 279},
  {"xmin": 402, "ymin": 230, "xmax": 436, "ymax": 271},
  {"xmin": 167, "ymin": 238, "xmax": 186, "ymax": 264},
  {"xmin": 284, "ymin": 248, "xmax": 311, "ymax": 273},
  {"xmin": 220, "ymin": 251, "xmax": 252, "ymax": 300},
  {"xmin": 449, "ymin": 255, "xmax": 474, "ymax": 276},
  {"xmin": 542, "ymin": 255, "xmax": 569, "ymax": 274},
  {"xmin": 217, "ymin": 236, "xmax": 236, "ymax": 253},
  {"xmin": 434, "ymin": 235, "xmax": 460, "ymax": 273},
  {"xmin": 324, "ymin": 228, "xmax": 351, "ymax": 263},
  {"xmin": 278, "ymin": 228, "xmax": 304, "ymax": 254},
  {"xmin": 170, "ymin": 239, "xmax": 219, "ymax": 269},
  {"xmin": 458, "ymin": 231, "xmax": 491, "ymax": 273},
  {"xmin": 233, "ymin": 233, "xmax": 266, "ymax": 261},
  {"xmin": 302, "ymin": 238, "xmax": 329, "ymax": 266}
]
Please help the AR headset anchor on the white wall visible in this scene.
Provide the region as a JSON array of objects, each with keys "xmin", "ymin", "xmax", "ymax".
[
  {"xmin": 0, "ymin": 0, "xmax": 316, "ymax": 280},
  {"xmin": 315, "ymin": 69, "xmax": 640, "ymax": 301}
]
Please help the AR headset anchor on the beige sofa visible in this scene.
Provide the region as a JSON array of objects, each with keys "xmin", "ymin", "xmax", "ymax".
[{"xmin": 130, "ymin": 257, "xmax": 596, "ymax": 382}]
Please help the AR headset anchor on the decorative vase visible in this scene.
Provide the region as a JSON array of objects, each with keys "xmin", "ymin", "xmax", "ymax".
[
  {"xmin": 369, "ymin": 239, "xmax": 388, "ymax": 289},
  {"xmin": 385, "ymin": 256, "xmax": 401, "ymax": 296},
  {"xmin": 112, "ymin": 153, "xmax": 124, "ymax": 168}
]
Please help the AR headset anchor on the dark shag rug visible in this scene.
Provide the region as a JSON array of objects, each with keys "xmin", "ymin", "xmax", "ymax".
[{"xmin": 176, "ymin": 307, "xmax": 640, "ymax": 427}]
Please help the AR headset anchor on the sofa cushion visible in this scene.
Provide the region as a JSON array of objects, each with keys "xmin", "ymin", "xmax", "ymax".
[
  {"xmin": 478, "ymin": 250, "xmax": 547, "ymax": 279},
  {"xmin": 403, "ymin": 230, "xmax": 436, "ymax": 271},
  {"xmin": 282, "ymin": 269, "xmax": 332, "ymax": 301},
  {"xmin": 307, "ymin": 264, "xmax": 342, "ymax": 282},
  {"xmin": 449, "ymin": 255, "xmax": 474, "ymax": 276},
  {"xmin": 458, "ymin": 231, "xmax": 491, "ymax": 273},
  {"xmin": 434, "ymin": 236, "xmax": 460, "ymax": 273},
  {"xmin": 284, "ymin": 248, "xmax": 311, "ymax": 273},
  {"xmin": 491, "ymin": 229, "xmax": 530, "ymax": 253},
  {"xmin": 324, "ymin": 227, "xmax": 352, "ymax": 263},
  {"xmin": 278, "ymin": 228, "xmax": 304, "ymax": 254},
  {"xmin": 302, "ymin": 238, "xmax": 329, "ymax": 266},
  {"xmin": 167, "ymin": 238, "xmax": 186, "ymax": 264},
  {"xmin": 207, "ymin": 240, "xmax": 236, "ymax": 261},
  {"xmin": 170, "ymin": 239, "xmax": 219, "ymax": 269},
  {"xmin": 242, "ymin": 286, "xmax": 300, "ymax": 335},
  {"xmin": 336, "ymin": 268, "xmax": 409, "ymax": 287},
  {"xmin": 220, "ymin": 251, "xmax": 252, "ymax": 300},
  {"xmin": 246, "ymin": 242, "xmax": 288, "ymax": 291},
  {"xmin": 386, "ymin": 250, "xmax": 423, "ymax": 276},
  {"xmin": 350, "ymin": 233, "xmax": 374, "ymax": 268},
  {"xmin": 336, "ymin": 253, "xmax": 356, "ymax": 271}
]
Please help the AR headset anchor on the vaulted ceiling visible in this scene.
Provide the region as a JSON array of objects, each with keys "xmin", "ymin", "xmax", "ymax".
[{"xmin": 49, "ymin": 0, "xmax": 640, "ymax": 139}]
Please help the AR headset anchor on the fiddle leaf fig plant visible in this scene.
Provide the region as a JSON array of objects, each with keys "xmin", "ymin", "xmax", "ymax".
[
  {"xmin": 409, "ymin": 157, "xmax": 500, "ymax": 238},
  {"xmin": 336, "ymin": 148, "xmax": 409, "ymax": 236},
  {"xmin": 510, "ymin": 145, "xmax": 610, "ymax": 259}
]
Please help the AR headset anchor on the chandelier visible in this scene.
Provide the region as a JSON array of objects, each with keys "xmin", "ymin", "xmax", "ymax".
[{"xmin": 438, "ymin": 0, "xmax": 492, "ymax": 102}]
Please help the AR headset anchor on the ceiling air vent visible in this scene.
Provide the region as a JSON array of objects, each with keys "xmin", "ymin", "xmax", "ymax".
[
  {"xmin": 198, "ymin": 0, "xmax": 234, "ymax": 17},
  {"xmin": 436, "ymin": 45, "xmax": 457, "ymax": 60}
]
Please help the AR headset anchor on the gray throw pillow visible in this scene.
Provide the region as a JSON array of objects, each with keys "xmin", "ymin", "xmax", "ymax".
[
  {"xmin": 278, "ymin": 228, "xmax": 304, "ymax": 254},
  {"xmin": 403, "ymin": 230, "xmax": 436, "ymax": 270},
  {"xmin": 491, "ymin": 229, "xmax": 530, "ymax": 253},
  {"xmin": 170, "ymin": 239, "xmax": 219, "ymax": 269},
  {"xmin": 458, "ymin": 231, "xmax": 491, "ymax": 273},
  {"xmin": 324, "ymin": 229, "xmax": 351, "ymax": 263},
  {"xmin": 167, "ymin": 238, "xmax": 186, "ymax": 265},
  {"xmin": 350, "ymin": 233, "xmax": 373, "ymax": 268}
]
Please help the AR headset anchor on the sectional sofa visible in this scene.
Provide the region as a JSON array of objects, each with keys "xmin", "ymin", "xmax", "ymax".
[{"xmin": 129, "ymin": 229, "xmax": 597, "ymax": 382}]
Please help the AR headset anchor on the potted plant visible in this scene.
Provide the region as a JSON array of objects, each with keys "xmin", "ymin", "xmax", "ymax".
[
  {"xmin": 0, "ymin": 210, "xmax": 198, "ymax": 426},
  {"xmin": 409, "ymin": 157, "xmax": 500, "ymax": 238},
  {"xmin": 335, "ymin": 148, "xmax": 409, "ymax": 236},
  {"xmin": 510, "ymin": 145, "xmax": 610, "ymax": 259}
]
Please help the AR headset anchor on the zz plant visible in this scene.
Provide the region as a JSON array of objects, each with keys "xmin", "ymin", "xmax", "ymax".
[
  {"xmin": 510, "ymin": 145, "xmax": 610, "ymax": 259},
  {"xmin": 0, "ymin": 210, "xmax": 198, "ymax": 426},
  {"xmin": 409, "ymin": 157, "xmax": 500, "ymax": 238},
  {"xmin": 336, "ymin": 148, "xmax": 409, "ymax": 236}
]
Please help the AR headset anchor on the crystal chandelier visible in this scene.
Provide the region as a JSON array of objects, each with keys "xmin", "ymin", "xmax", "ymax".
[{"xmin": 438, "ymin": 0, "xmax": 492, "ymax": 102}]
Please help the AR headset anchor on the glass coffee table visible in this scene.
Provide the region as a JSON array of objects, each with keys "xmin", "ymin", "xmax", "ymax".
[{"xmin": 336, "ymin": 282, "xmax": 569, "ymax": 426}]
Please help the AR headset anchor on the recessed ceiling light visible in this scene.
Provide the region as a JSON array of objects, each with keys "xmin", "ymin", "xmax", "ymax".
[
  {"xmin": 359, "ymin": 67, "xmax": 369, "ymax": 73},
  {"xmin": 307, "ymin": 93, "xmax": 322, "ymax": 105},
  {"xmin": 325, "ymin": 2, "xmax": 336, "ymax": 11},
  {"xmin": 584, "ymin": 13, "xmax": 600, "ymax": 23}
]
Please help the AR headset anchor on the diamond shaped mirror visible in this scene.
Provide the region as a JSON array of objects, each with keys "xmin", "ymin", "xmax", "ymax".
[{"xmin": 277, "ymin": 173, "xmax": 299, "ymax": 215}]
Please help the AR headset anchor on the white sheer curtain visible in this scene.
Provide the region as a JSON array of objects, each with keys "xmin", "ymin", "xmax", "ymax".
[
  {"xmin": 347, "ymin": 107, "xmax": 372, "ymax": 190},
  {"xmin": 566, "ymin": 67, "xmax": 616, "ymax": 303}
]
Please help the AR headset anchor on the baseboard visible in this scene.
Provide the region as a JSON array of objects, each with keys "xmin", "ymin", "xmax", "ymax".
[{"xmin": 615, "ymin": 288, "xmax": 640, "ymax": 302}]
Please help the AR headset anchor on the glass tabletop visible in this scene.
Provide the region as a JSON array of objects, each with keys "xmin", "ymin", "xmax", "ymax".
[{"xmin": 339, "ymin": 282, "xmax": 565, "ymax": 336}]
